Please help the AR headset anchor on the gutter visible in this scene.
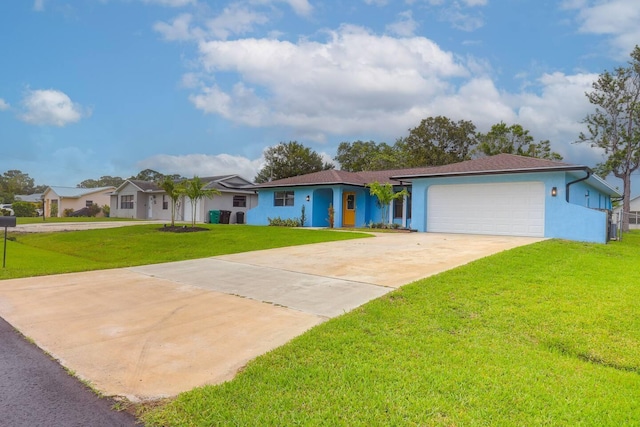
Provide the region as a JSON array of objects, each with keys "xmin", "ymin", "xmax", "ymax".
[{"xmin": 565, "ymin": 168, "xmax": 590, "ymax": 203}]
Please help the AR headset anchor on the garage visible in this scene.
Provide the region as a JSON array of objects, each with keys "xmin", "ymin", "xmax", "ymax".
[{"xmin": 427, "ymin": 181, "xmax": 545, "ymax": 237}]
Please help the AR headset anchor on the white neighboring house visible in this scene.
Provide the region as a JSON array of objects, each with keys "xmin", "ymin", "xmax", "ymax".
[
  {"xmin": 110, "ymin": 175, "xmax": 257, "ymax": 224},
  {"xmin": 613, "ymin": 195, "xmax": 640, "ymax": 229},
  {"xmin": 43, "ymin": 186, "xmax": 115, "ymax": 217}
]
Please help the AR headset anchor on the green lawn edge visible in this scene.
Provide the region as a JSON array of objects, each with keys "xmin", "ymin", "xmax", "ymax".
[
  {"xmin": 1, "ymin": 224, "xmax": 371, "ymax": 280},
  {"xmin": 142, "ymin": 232, "xmax": 640, "ymax": 426}
]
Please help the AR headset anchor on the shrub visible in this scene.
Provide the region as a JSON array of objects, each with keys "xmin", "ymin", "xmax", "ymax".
[
  {"xmin": 0, "ymin": 208, "xmax": 10, "ymax": 216},
  {"xmin": 12, "ymin": 201, "xmax": 37, "ymax": 217},
  {"xmin": 63, "ymin": 208, "xmax": 74, "ymax": 217},
  {"xmin": 268, "ymin": 217, "xmax": 302, "ymax": 227},
  {"xmin": 102, "ymin": 204, "xmax": 110, "ymax": 217},
  {"xmin": 87, "ymin": 203, "xmax": 101, "ymax": 217},
  {"xmin": 50, "ymin": 204, "xmax": 58, "ymax": 217}
]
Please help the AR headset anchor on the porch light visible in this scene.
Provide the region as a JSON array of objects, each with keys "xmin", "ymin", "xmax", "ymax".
[
  {"xmin": 585, "ymin": 190, "xmax": 590, "ymax": 197},
  {"xmin": 306, "ymin": 195, "xmax": 310, "ymax": 202},
  {"xmin": 551, "ymin": 187, "xmax": 557, "ymax": 197}
]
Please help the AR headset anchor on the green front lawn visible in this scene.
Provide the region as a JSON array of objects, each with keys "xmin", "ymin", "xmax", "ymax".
[
  {"xmin": 143, "ymin": 232, "xmax": 640, "ymax": 426},
  {"xmin": 1, "ymin": 225, "xmax": 370, "ymax": 279}
]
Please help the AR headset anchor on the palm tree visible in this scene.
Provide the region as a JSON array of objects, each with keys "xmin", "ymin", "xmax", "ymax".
[
  {"xmin": 366, "ymin": 181, "xmax": 409, "ymax": 225},
  {"xmin": 183, "ymin": 176, "xmax": 221, "ymax": 227},
  {"xmin": 158, "ymin": 176, "xmax": 183, "ymax": 227}
]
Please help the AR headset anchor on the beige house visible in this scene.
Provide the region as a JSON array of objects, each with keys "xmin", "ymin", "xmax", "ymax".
[{"xmin": 43, "ymin": 186, "xmax": 115, "ymax": 217}]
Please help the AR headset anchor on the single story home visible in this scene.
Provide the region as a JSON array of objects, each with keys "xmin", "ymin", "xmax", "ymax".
[
  {"xmin": 43, "ymin": 186, "xmax": 115, "ymax": 218},
  {"xmin": 246, "ymin": 154, "xmax": 621, "ymax": 243},
  {"xmin": 613, "ymin": 195, "xmax": 640, "ymax": 229},
  {"xmin": 110, "ymin": 175, "xmax": 257, "ymax": 224}
]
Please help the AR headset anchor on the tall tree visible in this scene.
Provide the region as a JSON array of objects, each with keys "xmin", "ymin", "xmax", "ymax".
[
  {"xmin": 578, "ymin": 45, "xmax": 640, "ymax": 233},
  {"xmin": 183, "ymin": 176, "xmax": 221, "ymax": 227},
  {"xmin": 0, "ymin": 170, "xmax": 35, "ymax": 202},
  {"xmin": 132, "ymin": 169, "xmax": 164, "ymax": 182},
  {"xmin": 476, "ymin": 122, "xmax": 563, "ymax": 160},
  {"xmin": 77, "ymin": 176, "xmax": 124, "ymax": 188},
  {"xmin": 395, "ymin": 116, "xmax": 478, "ymax": 167},
  {"xmin": 158, "ymin": 176, "xmax": 183, "ymax": 227},
  {"xmin": 255, "ymin": 141, "xmax": 334, "ymax": 183},
  {"xmin": 334, "ymin": 140, "xmax": 402, "ymax": 171}
]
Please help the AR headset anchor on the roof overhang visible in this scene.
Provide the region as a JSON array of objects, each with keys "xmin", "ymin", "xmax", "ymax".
[{"xmin": 392, "ymin": 165, "xmax": 587, "ymax": 181}]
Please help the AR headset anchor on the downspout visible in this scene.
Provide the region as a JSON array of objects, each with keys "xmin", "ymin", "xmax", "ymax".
[{"xmin": 565, "ymin": 169, "xmax": 590, "ymax": 203}]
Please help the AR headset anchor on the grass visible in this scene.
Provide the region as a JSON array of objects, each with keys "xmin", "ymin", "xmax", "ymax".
[
  {"xmin": 142, "ymin": 232, "xmax": 640, "ymax": 426},
  {"xmin": 15, "ymin": 216, "xmax": 136, "ymax": 224},
  {"xmin": 0, "ymin": 224, "xmax": 370, "ymax": 279}
]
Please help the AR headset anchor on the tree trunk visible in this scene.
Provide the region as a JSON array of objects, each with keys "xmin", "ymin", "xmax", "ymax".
[{"xmin": 622, "ymin": 172, "xmax": 631, "ymax": 233}]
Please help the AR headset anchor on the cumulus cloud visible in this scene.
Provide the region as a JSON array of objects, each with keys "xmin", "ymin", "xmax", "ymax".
[
  {"xmin": 20, "ymin": 89, "xmax": 89, "ymax": 127},
  {"xmin": 0, "ymin": 99, "xmax": 9, "ymax": 111},
  {"xmin": 188, "ymin": 25, "xmax": 468, "ymax": 139},
  {"xmin": 566, "ymin": 0, "xmax": 640, "ymax": 57},
  {"xmin": 137, "ymin": 153, "xmax": 263, "ymax": 180}
]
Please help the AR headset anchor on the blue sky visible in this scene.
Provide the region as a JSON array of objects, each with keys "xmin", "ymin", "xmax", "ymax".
[{"xmin": 1, "ymin": 0, "xmax": 639, "ymax": 195}]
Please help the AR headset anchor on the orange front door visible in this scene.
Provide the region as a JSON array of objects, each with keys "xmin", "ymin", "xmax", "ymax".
[{"xmin": 342, "ymin": 192, "xmax": 356, "ymax": 227}]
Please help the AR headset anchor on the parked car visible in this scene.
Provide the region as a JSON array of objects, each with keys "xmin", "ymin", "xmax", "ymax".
[{"xmin": 0, "ymin": 204, "xmax": 14, "ymax": 216}]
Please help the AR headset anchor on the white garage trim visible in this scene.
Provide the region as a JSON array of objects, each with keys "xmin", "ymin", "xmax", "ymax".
[{"xmin": 427, "ymin": 182, "xmax": 545, "ymax": 237}]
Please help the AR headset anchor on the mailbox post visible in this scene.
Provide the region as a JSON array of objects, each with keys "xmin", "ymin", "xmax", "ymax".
[{"xmin": 1, "ymin": 216, "xmax": 16, "ymax": 268}]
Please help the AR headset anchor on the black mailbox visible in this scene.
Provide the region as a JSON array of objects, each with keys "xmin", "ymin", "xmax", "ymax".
[{"xmin": 0, "ymin": 216, "xmax": 16, "ymax": 228}]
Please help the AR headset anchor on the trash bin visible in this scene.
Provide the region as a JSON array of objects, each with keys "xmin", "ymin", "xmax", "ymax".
[
  {"xmin": 209, "ymin": 210, "xmax": 220, "ymax": 224},
  {"xmin": 220, "ymin": 210, "xmax": 231, "ymax": 224},
  {"xmin": 236, "ymin": 211, "xmax": 245, "ymax": 224}
]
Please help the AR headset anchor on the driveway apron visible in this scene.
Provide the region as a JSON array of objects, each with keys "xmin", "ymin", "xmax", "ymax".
[{"xmin": 0, "ymin": 233, "xmax": 541, "ymax": 401}]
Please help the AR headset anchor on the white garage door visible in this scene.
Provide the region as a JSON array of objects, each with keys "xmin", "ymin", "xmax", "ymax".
[{"xmin": 427, "ymin": 182, "xmax": 545, "ymax": 237}]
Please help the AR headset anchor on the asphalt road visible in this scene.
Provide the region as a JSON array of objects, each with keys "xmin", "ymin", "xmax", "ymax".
[{"xmin": 0, "ymin": 316, "xmax": 139, "ymax": 427}]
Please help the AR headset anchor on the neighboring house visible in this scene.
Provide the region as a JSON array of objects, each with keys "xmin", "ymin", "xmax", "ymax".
[
  {"xmin": 110, "ymin": 175, "xmax": 257, "ymax": 224},
  {"xmin": 613, "ymin": 195, "xmax": 640, "ymax": 229},
  {"xmin": 43, "ymin": 186, "xmax": 115, "ymax": 217},
  {"xmin": 247, "ymin": 154, "xmax": 621, "ymax": 243}
]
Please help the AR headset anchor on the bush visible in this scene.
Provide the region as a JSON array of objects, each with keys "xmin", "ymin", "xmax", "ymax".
[
  {"xmin": 87, "ymin": 203, "xmax": 101, "ymax": 217},
  {"xmin": 12, "ymin": 201, "xmax": 37, "ymax": 217},
  {"xmin": 268, "ymin": 217, "xmax": 302, "ymax": 227},
  {"xmin": 63, "ymin": 208, "xmax": 74, "ymax": 217},
  {"xmin": 0, "ymin": 209, "xmax": 10, "ymax": 216},
  {"xmin": 102, "ymin": 204, "xmax": 110, "ymax": 217}
]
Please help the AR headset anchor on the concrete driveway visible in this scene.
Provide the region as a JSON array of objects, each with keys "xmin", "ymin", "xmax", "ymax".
[{"xmin": 0, "ymin": 232, "xmax": 542, "ymax": 401}]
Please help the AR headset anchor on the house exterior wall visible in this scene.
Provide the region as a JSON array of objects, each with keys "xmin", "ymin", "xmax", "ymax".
[
  {"xmin": 247, "ymin": 185, "xmax": 383, "ymax": 228},
  {"xmin": 411, "ymin": 171, "xmax": 612, "ymax": 243},
  {"xmin": 110, "ymin": 182, "xmax": 143, "ymax": 219},
  {"xmin": 44, "ymin": 188, "xmax": 113, "ymax": 217},
  {"xmin": 200, "ymin": 192, "xmax": 257, "ymax": 224},
  {"xmin": 613, "ymin": 196, "xmax": 640, "ymax": 229}
]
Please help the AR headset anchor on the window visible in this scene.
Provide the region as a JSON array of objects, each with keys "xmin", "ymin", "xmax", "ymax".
[
  {"xmin": 630, "ymin": 211, "xmax": 640, "ymax": 225},
  {"xmin": 393, "ymin": 194, "xmax": 411, "ymax": 219},
  {"xmin": 274, "ymin": 191, "xmax": 294, "ymax": 207},
  {"xmin": 233, "ymin": 195, "xmax": 247, "ymax": 207},
  {"xmin": 85, "ymin": 200, "xmax": 93, "ymax": 208},
  {"xmin": 162, "ymin": 195, "xmax": 168, "ymax": 210},
  {"xmin": 120, "ymin": 195, "xmax": 134, "ymax": 209},
  {"xmin": 346, "ymin": 194, "xmax": 355, "ymax": 210}
]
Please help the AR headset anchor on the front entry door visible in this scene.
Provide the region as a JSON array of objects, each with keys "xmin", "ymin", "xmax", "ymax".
[{"xmin": 342, "ymin": 192, "xmax": 356, "ymax": 227}]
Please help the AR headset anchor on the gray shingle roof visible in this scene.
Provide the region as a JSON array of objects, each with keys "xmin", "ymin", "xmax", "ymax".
[{"xmin": 256, "ymin": 154, "xmax": 582, "ymax": 188}]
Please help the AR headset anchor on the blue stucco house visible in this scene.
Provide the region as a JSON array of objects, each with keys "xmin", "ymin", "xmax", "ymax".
[{"xmin": 246, "ymin": 154, "xmax": 621, "ymax": 243}]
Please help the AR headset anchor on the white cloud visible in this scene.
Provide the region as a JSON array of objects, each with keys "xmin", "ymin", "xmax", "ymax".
[
  {"xmin": 20, "ymin": 89, "xmax": 89, "ymax": 127},
  {"xmin": 439, "ymin": 5, "xmax": 484, "ymax": 31},
  {"xmin": 276, "ymin": 0, "xmax": 313, "ymax": 17},
  {"xmin": 154, "ymin": 13, "xmax": 202, "ymax": 41},
  {"xmin": 33, "ymin": 0, "xmax": 46, "ymax": 12},
  {"xmin": 206, "ymin": 4, "xmax": 269, "ymax": 40},
  {"xmin": 137, "ymin": 153, "xmax": 263, "ymax": 181},
  {"xmin": 189, "ymin": 25, "xmax": 468, "ymax": 139},
  {"xmin": 567, "ymin": 0, "xmax": 640, "ymax": 57},
  {"xmin": 386, "ymin": 10, "xmax": 419, "ymax": 37},
  {"xmin": 141, "ymin": 0, "xmax": 196, "ymax": 7},
  {"xmin": 0, "ymin": 99, "xmax": 9, "ymax": 111},
  {"xmin": 364, "ymin": 0, "xmax": 389, "ymax": 5}
]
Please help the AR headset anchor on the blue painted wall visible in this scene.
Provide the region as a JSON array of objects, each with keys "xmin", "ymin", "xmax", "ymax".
[
  {"xmin": 411, "ymin": 171, "xmax": 611, "ymax": 243},
  {"xmin": 247, "ymin": 185, "xmax": 384, "ymax": 228}
]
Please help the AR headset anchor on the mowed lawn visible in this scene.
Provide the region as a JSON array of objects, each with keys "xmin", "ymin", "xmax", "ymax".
[
  {"xmin": 143, "ymin": 232, "xmax": 640, "ymax": 426},
  {"xmin": 0, "ymin": 224, "xmax": 370, "ymax": 279}
]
